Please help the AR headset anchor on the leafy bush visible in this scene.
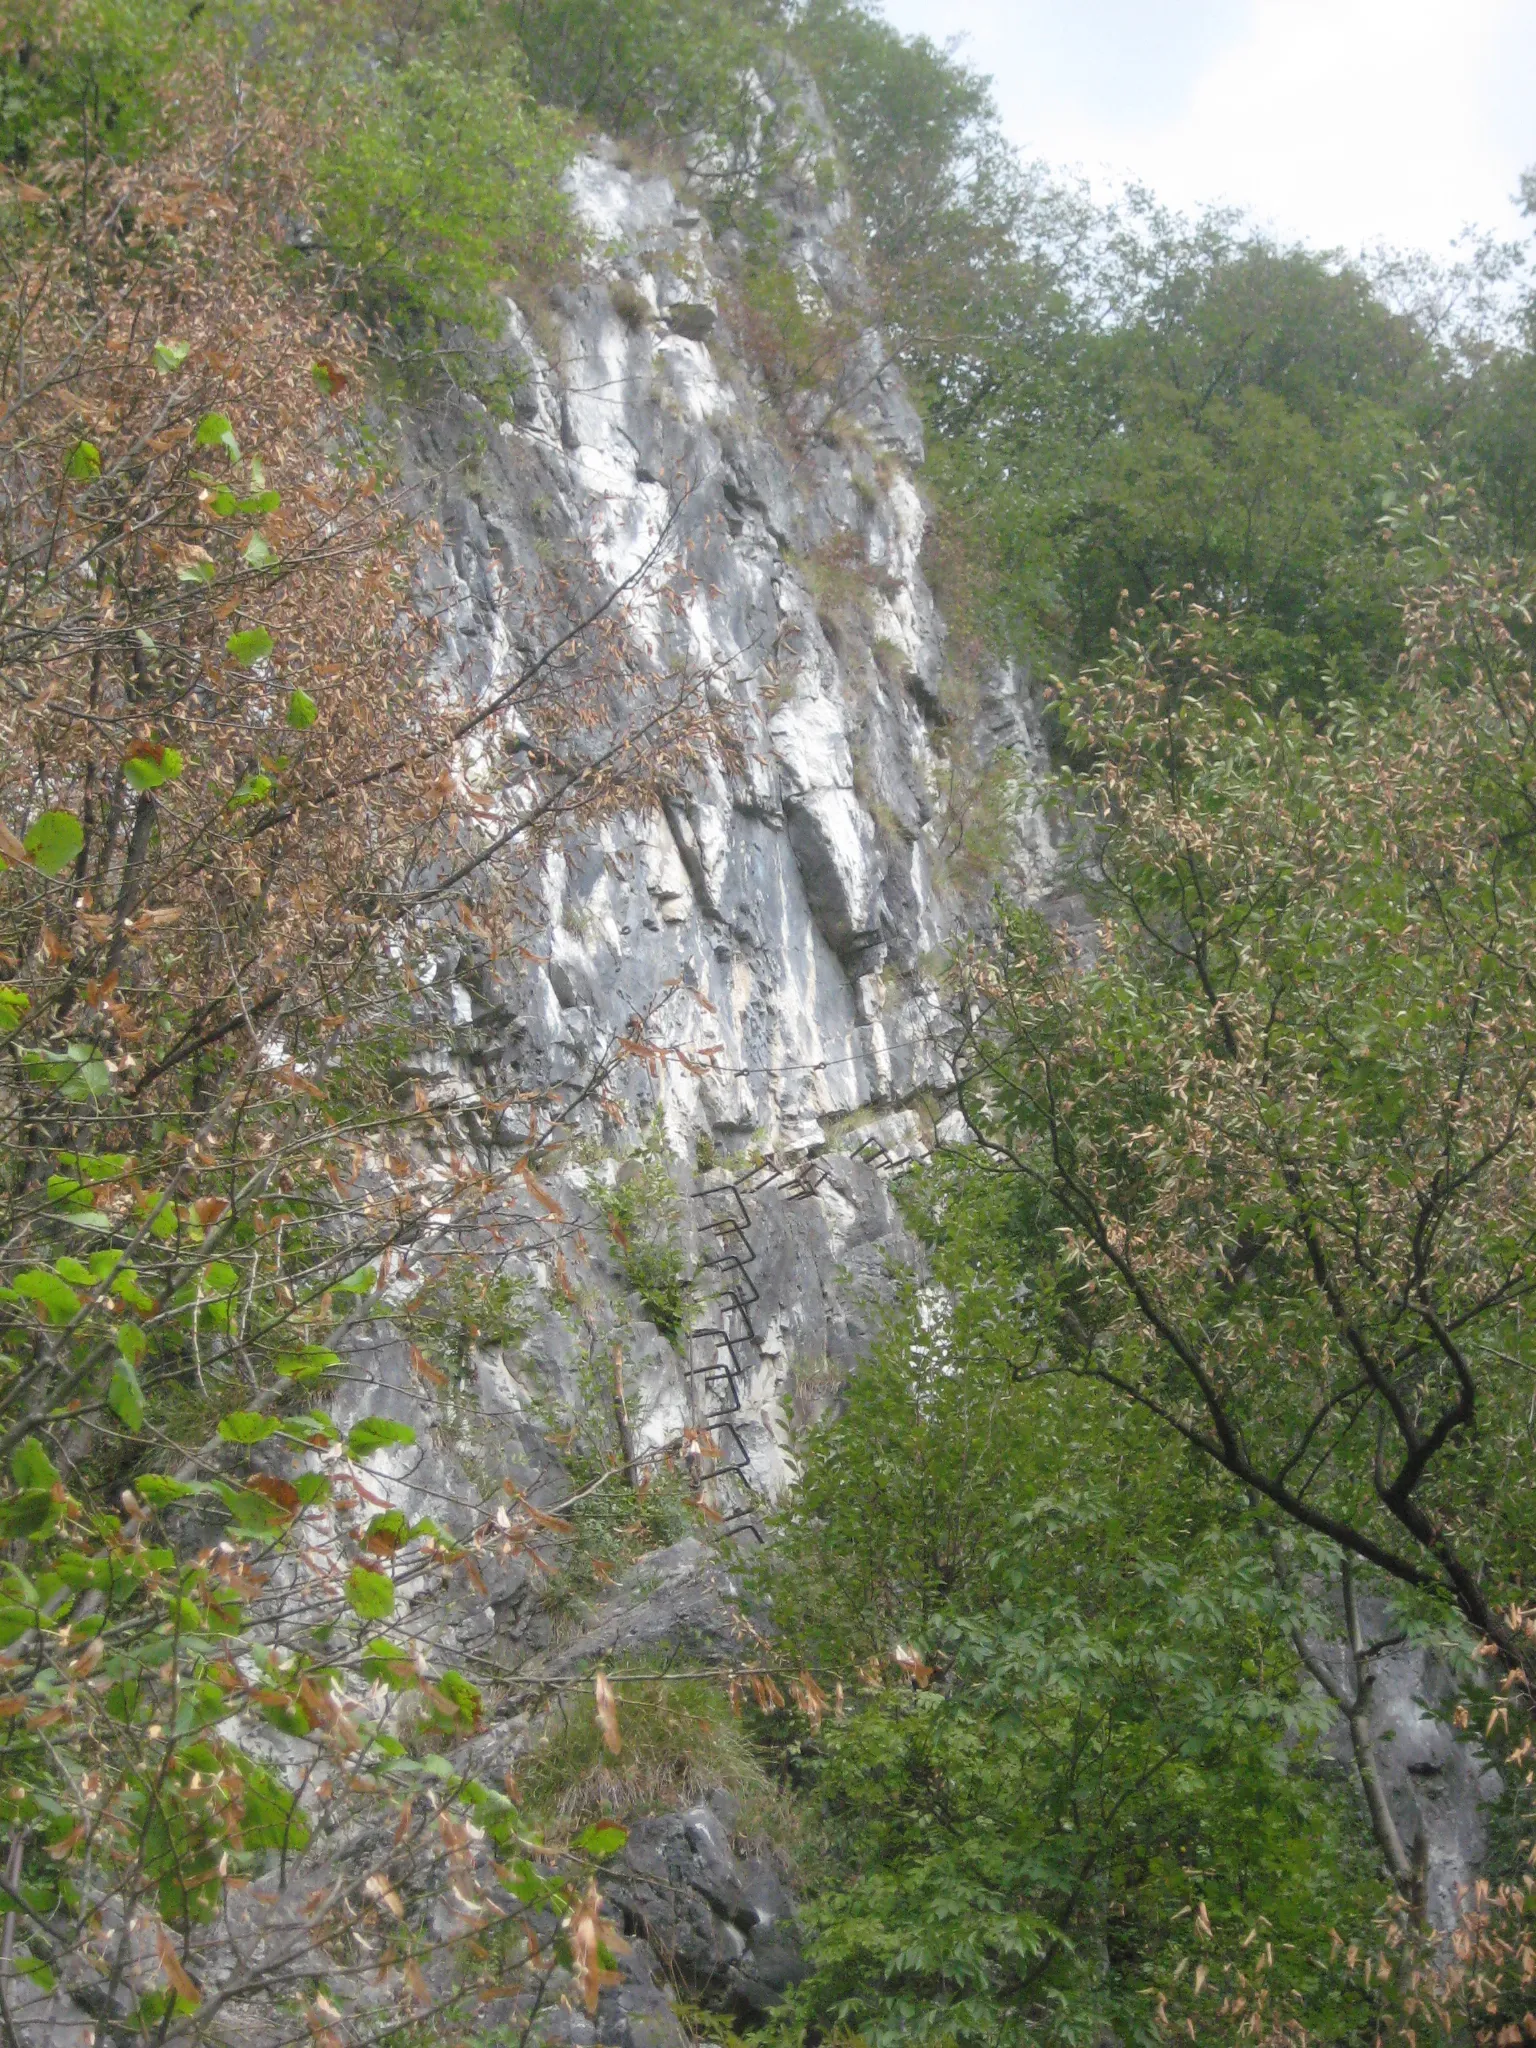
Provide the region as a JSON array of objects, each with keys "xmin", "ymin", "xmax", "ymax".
[
  {"xmin": 309, "ymin": 35, "xmax": 573, "ymax": 337},
  {"xmin": 511, "ymin": 1, "xmax": 768, "ymax": 141},
  {"xmin": 601, "ymin": 1149, "xmax": 692, "ymax": 1342},
  {"xmin": 0, "ymin": 0, "xmax": 191, "ymax": 171},
  {"xmin": 760, "ymin": 1290, "xmax": 1387, "ymax": 2047},
  {"xmin": 0, "ymin": 15, "xmax": 718, "ymax": 2034}
]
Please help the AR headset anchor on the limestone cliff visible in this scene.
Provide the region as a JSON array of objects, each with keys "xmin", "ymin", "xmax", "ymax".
[{"xmin": 282, "ymin": 128, "xmax": 1058, "ymax": 2040}]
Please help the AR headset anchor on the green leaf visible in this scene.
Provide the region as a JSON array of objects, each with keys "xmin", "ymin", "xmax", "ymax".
[
  {"xmin": 345, "ymin": 1566, "xmax": 395, "ymax": 1621},
  {"xmin": 0, "ymin": 1494, "xmax": 59, "ymax": 1541},
  {"xmin": 108, "ymin": 1361, "xmax": 145, "ymax": 1431},
  {"xmin": 225, "ymin": 627, "xmax": 273, "ymax": 667},
  {"xmin": 11, "ymin": 1270, "xmax": 80, "ymax": 1325},
  {"xmin": 11, "ymin": 1439, "xmax": 58, "ymax": 1492},
  {"xmin": 437, "ymin": 1669, "xmax": 482, "ymax": 1724},
  {"xmin": 113, "ymin": 1270, "xmax": 157, "ymax": 1314},
  {"xmin": 363, "ymin": 1508, "xmax": 409, "ymax": 1554},
  {"xmin": 52, "ymin": 1158, "xmax": 127, "ymax": 1198},
  {"xmin": 217, "ymin": 1412, "xmax": 280, "ymax": 1444},
  {"xmin": 0, "ymin": 988, "xmax": 29, "ymax": 1031},
  {"xmin": 294, "ymin": 1472, "xmax": 332, "ymax": 1507},
  {"xmin": 288, "ymin": 1409, "xmax": 340, "ymax": 1443},
  {"xmin": 177, "ymin": 558, "xmax": 217, "ymax": 585},
  {"xmin": 18, "ymin": 1045, "xmax": 112, "ymax": 1102},
  {"xmin": 240, "ymin": 489, "xmax": 281, "ymax": 516},
  {"xmin": 218, "ymin": 1485, "xmax": 289, "ymax": 1535},
  {"xmin": 116, "ymin": 1322, "xmax": 147, "ymax": 1366},
  {"xmin": 24, "ymin": 810, "xmax": 83, "ymax": 876},
  {"xmin": 123, "ymin": 745, "xmax": 184, "ymax": 793},
  {"xmin": 574, "ymin": 1822, "xmax": 627, "ymax": 1860},
  {"xmin": 274, "ymin": 1345, "xmax": 338, "ymax": 1382},
  {"xmin": 242, "ymin": 533, "xmax": 276, "ymax": 570},
  {"xmin": 346, "ymin": 1416, "xmax": 416, "ymax": 1459},
  {"xmin": 65, "ymin": 440, "xmax": 101, "ymax": 481},
  {"xmin": 194, "ymin": 412, "xmax": 240, "ymax": 458},
  {"xmin": 137, "ymin": 1476, "xmax": 206, "ymax": 1509},
  {"xmin": 0, "ymin": 1603, "xmax": 37, "ymax": 1647},
  {"xmin": 229, "ymin": 772, "xmax": 273, "ymax": 808},
  {"xmin": 360, "ymin": 1637, "xmax": 417, "ymax": 1686},
  {"xmin": 333, "ymin": 1265, "xmax": 377, "ymax": 1296},
  {"xmin": 54, "ymin": 1258, "xmax": 93, "ymax": 1286},
  {"xmin": 285, "ymin": 689, "xmax": 317, "ymax": 730},
  {"xmin": 152, "ymin": 340, "xmax": 190, "ymax": 372}
]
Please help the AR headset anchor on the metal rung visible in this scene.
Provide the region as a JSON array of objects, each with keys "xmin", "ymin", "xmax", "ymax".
[
  {"xmin": 692, "ymin": 1182, "xmax": 752, "ymax": 1231},
  {"xmin": 690, "ymin": 1423, "xmax": 753, "ymax": 1481},
  {"xmin": 701, "ymin": 1239, "xmax": 755, "ymax": 1273},
  {"xmin": 689, "ymin": 1369, "xmax": 743, "ymax": 1417},
  {"xmin": 702, "ymin": 1213, "xmax": 750, "ymax": 1246},
  {"xmin": 689, "ymin": 1324, "xmax": 753, "ymax": 1376},
  {"xmin": 716, "ymin": 1301, "xmax": 760, "ymax": 1348}
]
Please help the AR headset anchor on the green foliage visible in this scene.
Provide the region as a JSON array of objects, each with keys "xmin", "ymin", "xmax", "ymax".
[
  {"xmin": 921, "ymin": 211, "xmax": 1441, "ymax": 697},
  {"xmin": 563, "ymin": 1457, "xmax": 694, "ymax": 1584},
  {"xmin": 510, "ymin": 0, "xmax": 795, "ymax": 205},
  {"xmin": 951, "ymin": 560, "xmax": 1536, "ymax": 1679},
  {"xmin": 0, "ymin": 0, "xmax": 192, "ymax": 174},
  {"xmin": 600, "ymin": 1146, "xmax": 692, "ymax": 1342},
  {"xmin": 789, "ymin": 0, "xmax": 1030, "ymax": 346},
  {"xmin": 517, "ymin": 1666, "xmax": 774, "ymax": 1829},
  {"xmin": 308, "ymin": 33, "xmax": 573, "ymax": 337},
  {"xmin": 761, "ymin": 1269, "xmax": 1386, "ymax": 2046},
  {"xmin": 399, "ymin": 1259, "xmax": 536, "ymax": 1378}
]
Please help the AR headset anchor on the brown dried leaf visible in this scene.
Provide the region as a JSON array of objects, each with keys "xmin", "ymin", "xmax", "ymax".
[
  {"xmin": 893, "ymin": 1643, "xmax": 934, "ymax": 1688},
  {"xmin": 156, "ymin": 1930, "xmax": 201, "ymax": 2005},
  {"xmin": 594, "ymin": 1671, "xmax": 621, "ymax": 1756}
]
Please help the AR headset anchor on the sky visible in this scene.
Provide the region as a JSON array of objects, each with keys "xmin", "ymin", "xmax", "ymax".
[{"xmin": 873, "ymin": 0, "xmax": 1536, "ymax": 262}]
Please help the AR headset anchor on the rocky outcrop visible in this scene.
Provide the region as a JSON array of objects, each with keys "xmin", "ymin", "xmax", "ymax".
[
  {"xmin": 607, "ymin": 1794, "xmax": 807, "ymax": 2019},
  {"xmin": 406, "ymin": 127, "xmax": 1050, "ymax": 1164},
  {"xmin": 322, "ymin": 122, "xmax": 1046, "ymax": 2036},
  {"xmin": 1310, "ymin": 1589, "xmax": 1503, "ymax": 1931}
]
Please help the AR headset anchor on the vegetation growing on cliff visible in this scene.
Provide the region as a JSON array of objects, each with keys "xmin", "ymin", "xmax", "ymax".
[
  {"xmin": 0, "ymin": 6, "xmax": 723, "ymax": 2041},
  {"xmin": 6, "ymin": 2, "xmax": 1536, "ymax": 2046}
]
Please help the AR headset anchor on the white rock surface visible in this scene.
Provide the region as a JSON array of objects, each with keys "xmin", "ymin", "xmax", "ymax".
[{"xmin": 408, "ymin": 139, "xmax": 1053, "ymax": 1165}]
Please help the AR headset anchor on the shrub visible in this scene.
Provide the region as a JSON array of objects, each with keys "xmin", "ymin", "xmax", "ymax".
[
  {"xmin": 602, "ymin": 1149, "xmax": 692, "ymax": 1342},
  {"xmin": 309, "ymin": 36, "xmax": 573, "ymax": 338}
]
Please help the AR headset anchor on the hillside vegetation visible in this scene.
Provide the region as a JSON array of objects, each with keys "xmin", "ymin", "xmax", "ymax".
[{"xmin": 4, "ymin": 3, "xmax": 1536, "ymax": 2046}]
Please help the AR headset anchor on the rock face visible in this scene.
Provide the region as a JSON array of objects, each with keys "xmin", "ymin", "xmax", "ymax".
[
  {"xmin": 408, "ymin": 131, "xmax": 1051, "ymax": 1164},
  {"xmin": 1313, "ymin": 1594, "xmax": 1503, "ymax": 1931},
  {"xmin": 608, "ymin": 1795, "xmax": 807, "ymax": 2020},
  {"xmin": 376, "ymin": 118, "xmax": 1054, "ymax": 1561},
  {"xmin": 310, "ymin": 125, "xmax": 1055, "ymax": 2039}
]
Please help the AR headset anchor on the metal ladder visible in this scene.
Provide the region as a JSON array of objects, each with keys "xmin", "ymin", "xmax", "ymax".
[{"xmin": 684, "ymin": 1156, "xmax": 830, "ymax": 1540}]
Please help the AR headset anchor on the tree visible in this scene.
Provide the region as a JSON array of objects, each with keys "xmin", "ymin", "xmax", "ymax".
[
  {"xmin": 953, "ymin": 555, "xmax": 1536, "ymax": 1685},
  {"xmin": 0, "ymin": 18, "xmax": 724, "ymax": 2041},
  {"xmin": 761, "ymin": 1274, "xmax": 1385, "ymax": 2047}
]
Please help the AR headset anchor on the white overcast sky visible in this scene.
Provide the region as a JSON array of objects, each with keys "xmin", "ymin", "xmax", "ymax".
[{"xmin": 873, "ymin": 0, "xmax": 1536, "ymax": 261}]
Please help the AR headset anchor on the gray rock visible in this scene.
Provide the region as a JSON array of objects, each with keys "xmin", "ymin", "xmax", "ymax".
[{"xmin": 607, "ymin": 1795, "xmax": 807, "ymax": 2017}]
